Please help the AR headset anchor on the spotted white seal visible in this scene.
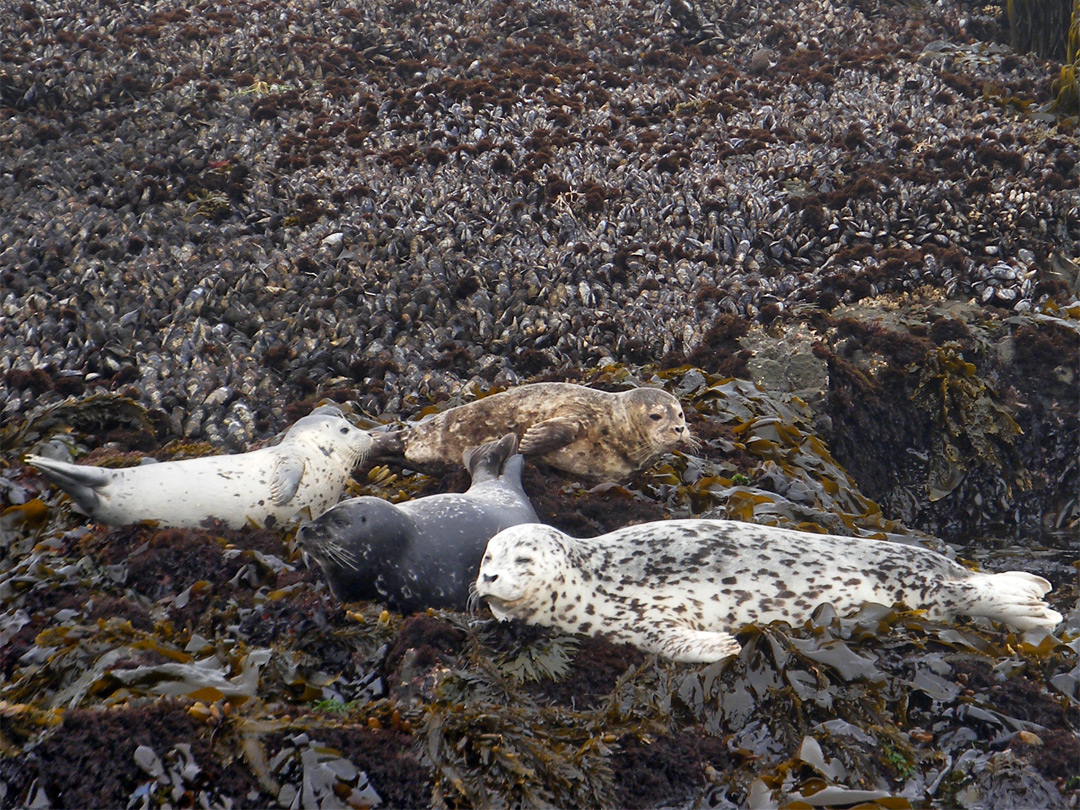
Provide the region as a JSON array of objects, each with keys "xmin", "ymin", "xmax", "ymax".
[
  {"xmin": 298, "ymin": 433, "xmax": 539, "ymax": 613},
  {"xmin": 370, "ymin": 382, "xmax": 693, "ymax": 481},
  {"xmin": 24, "ymin": 405, "xmax": 373, "ymax": 529},
  {"xmin": 475, "ymin": 520, "xmax": 1063, "ymax": 662}
]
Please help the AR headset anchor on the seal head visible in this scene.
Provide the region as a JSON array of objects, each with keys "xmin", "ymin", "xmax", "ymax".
[
  {"xmin": 474, "ymin": 524, "xmax": 574, "ymax": 627},
  {"xmin": 599, "ymin": 387, "xmax": 690, "ymax": 476}
]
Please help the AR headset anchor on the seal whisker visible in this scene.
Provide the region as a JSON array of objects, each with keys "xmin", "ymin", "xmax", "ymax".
[
  {"xmin": 466, "ymin": 583, "xmax": 483, "ymax": 617},
  {"xmin": 322, "ymin": 540, "xmax": 358, "ymax": 568},
  {"xmin": 681, "ymin": 430, "xmax": 702, "ymax": 451}
]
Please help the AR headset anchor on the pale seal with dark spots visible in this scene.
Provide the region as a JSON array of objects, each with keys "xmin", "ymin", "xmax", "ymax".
[
  {"xmin": 25, "ymin": 405, "xmax": 373, "ymax": 530},
  {"xmin": 299, "ymin": 433, "xmax": 539, "ymax": 613},
  {"xmin": 371, "ymin": 382, "xmax": 693, "ymax": 481},
  {"xmin": 475, "ymin": 519, "xmax": 1063, "ymax": 662}
]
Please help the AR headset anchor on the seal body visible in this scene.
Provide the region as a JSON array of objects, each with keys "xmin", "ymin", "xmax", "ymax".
[
  {"xmin": 299, "ymin": 433, "xmax": 539, "ymax": 613},
  {"xmin": 475, "ymin": 520, "xmax": 1063, "ymax": 663},
  {"xmin": 371, "ymin": 382, "xmax": 692, "ymax": 481},
  {"xmin": 25, "ymin": 405, "xmax": 372, "ymax": 529}
]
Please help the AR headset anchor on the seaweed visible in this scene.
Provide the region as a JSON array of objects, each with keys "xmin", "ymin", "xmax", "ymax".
[{"xmin": 2, "ymin": 361, "xmax": 1076, "ymax": 808}]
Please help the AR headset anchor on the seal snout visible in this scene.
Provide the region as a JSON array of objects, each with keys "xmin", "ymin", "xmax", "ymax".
[
  {"xmin": 677, "ymin": 424, "xmax": 700, "ymax": 450},
  {"xmin": 297, "ymin": 519, "xmax": 359, "ymax": 571},
  {"xmin": 296, "ymin": 522, "xmax": 326, "ymax": 551}
]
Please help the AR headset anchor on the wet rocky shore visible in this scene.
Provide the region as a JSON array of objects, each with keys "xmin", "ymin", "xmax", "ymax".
[{"xmin": 2, "ymin": 0, "xmax": 1078, "ymax": 807}]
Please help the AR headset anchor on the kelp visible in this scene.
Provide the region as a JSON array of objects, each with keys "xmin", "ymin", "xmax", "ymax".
[
  {"xmin": 263, "ymin": 732, "xmax": 382, "ymax": 809},
  {"xmin": 652, "ymin": 370, "xmax": 906, "ymax": 539},
  {"xmin": 1004, "ymin": 0, "xmax": 1080, "ymax": 116},
  {"xmin": 1051, "ymin": 0, "xmax": 1080, "ymax": 114},
  {"xmin": 1, "ymin": 391, "xmax": 157, "ymax": 455},
  {"xmin": 130, "ymin": 741, "xmax": 240, "ymax": 810},
  {"xmin": 911, "ymin": 343, "xmax": 1025, "ymax": 503},
  {"xmin": 1007, "ymin": 0, "xmax": 1073, "ymax": 61}
]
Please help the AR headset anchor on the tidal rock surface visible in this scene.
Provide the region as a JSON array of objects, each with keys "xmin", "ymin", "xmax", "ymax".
[{"xmin": 1, "ymin": 1, "xmax": 1077, "ymax": 808}]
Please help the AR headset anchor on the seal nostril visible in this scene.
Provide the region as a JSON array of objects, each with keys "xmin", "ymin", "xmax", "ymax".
[{"xmin": 485, "ymin": 573, "xmax": 499, "ymax": 583}]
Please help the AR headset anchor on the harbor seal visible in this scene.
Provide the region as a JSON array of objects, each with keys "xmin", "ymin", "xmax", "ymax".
[
  {"xmin": 474, "ymin": 519, "xmax": 1063, "ymax": 663},
  {"xmin": 370, "ymin": 382, "xmax": 693, "ymax": 481},
  {"xmin": 299, "ymin": 432, "xmax": 539, "ymax": 613},
  {"xmin": 24, "ymin": 404, "xmax": 372, "ymax": 530}
]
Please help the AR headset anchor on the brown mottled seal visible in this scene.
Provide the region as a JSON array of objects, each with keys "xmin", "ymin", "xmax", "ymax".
[
  {"xmin": 475, "ymin": 519, "xmax": 1063, "ymax": 663},
  {"xmin": 371, "ymin": 382, "xmax": 692, "ymax": 481}
]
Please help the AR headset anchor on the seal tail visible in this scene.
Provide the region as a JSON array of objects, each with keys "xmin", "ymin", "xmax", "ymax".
[
  {"xmin": 941, "ymin": 571, "xmax": 1062, "ymax": 631},
  {"xmin": 462, "ymin": 433, "xmax": 519, "ymax": 484},
  {"xmin": 24, "ymin": 454, "xmax": 108, "ymax": 514}
]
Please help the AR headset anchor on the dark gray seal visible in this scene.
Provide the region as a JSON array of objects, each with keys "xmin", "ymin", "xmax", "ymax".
[
  {"xmin": 475, "ymin": 519, "xmax": 1063, "ymax": 662},
  {"xmin": 370, "ymin": 382, "xmax": 694, "ymax": 481},
  {"xmin": 299, "ymin": 433, "xmax": 539, "ymax": 613}
]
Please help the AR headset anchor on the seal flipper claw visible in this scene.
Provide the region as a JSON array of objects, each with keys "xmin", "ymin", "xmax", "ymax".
[
  {"xmin": 643, "ymin": 624, "xmax": 742, "ymax": 663},
  {"xmin": 269, "ymin": 455, "xmax": 305, "ymax": 505},
  {"xmin": 462, "ymin": 433, "xmax": 518, "ymax": 484},
  {"xmin": 518, "ymin": 417, "xmax": 583, "ymax": 455}
]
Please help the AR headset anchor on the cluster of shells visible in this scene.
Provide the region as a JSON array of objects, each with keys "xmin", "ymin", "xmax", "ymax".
[{"xmin": 2, "ymin": 0, "xmax": 1077, "ymax": 446}]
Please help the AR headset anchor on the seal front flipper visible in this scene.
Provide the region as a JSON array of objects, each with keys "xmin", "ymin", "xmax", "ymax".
[
  {"xmin": 518, "ymin": 417, "xmax": 583, "ymax": 455},
  {"xmin": 462, "ymin": 433, "xmax": 519, "ymax": 484},
  {"xmin": 269, "ymin": 454, "xmax": 305, "ymax": 505},
  {"xmin": 24, "ymin": 454, "xmax": 108, "ymax": 514},
  {"xmin": 637, "ymin": 623, "xmax": 742, "ymax": 663}
]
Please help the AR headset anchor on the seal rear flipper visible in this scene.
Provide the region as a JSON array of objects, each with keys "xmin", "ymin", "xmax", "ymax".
[
  {"xmin": 943, "ymin": 571, "xmax": 1063, "ymax": 632},
  {"xmin": 269, "ymin": 454, "xmax": 305, "ymax": 505},
  {"xmin": 638, "ymin": 623, "xmax": 742, "ymax": 663},
  {"xmin": 24, "ymin": 454, "xmax": 108, "ymax": 514},
  {"xmin": 519, "ymin": 417, "xmax": 583, "ymax": 455},
  {"xmin": 462, "ymin": 433, "xmax": 519, "ymax": 484}
]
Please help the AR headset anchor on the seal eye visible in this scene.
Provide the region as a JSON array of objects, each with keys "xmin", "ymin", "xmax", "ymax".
[
  {"xmin": 515, "ymin": 556, "xmax": 533, "ymax": 565},
  {"xmin": 339, "ymin": 427, "xmax": 349, "ymax": 434},
  {"xmin": 649, "ymin": 413, "xmax": 663, "ymax": 421}
]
